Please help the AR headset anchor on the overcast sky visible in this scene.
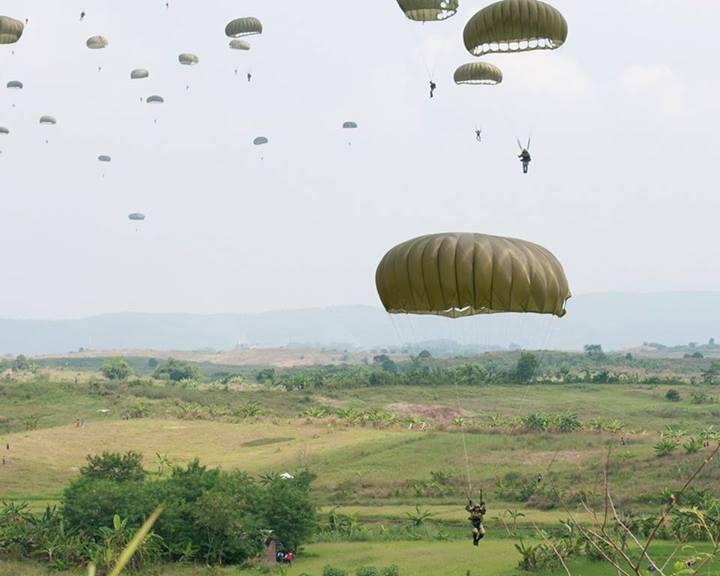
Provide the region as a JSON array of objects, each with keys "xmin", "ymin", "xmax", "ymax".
[{"xmin": 1, "ymin": 0, "xmax": 718, "ymax": 320}]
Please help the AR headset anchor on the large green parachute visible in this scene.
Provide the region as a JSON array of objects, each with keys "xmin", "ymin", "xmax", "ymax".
[
  {"xmin": 376, "ymin": 233, "xmax": 570, "ymax": 318},
  {"xmin": 39, "ymin": 115, "xmax": 57, "ymax": 125},
  {"xmin": 229, "ymin": 39, "xmax": 251, "ymax": 51},
  {"xmin": 253, "ymin": 136, "xmax": 268, "ymax": 146},
  {"xmin": 342, "ymin": 121, "xmax": 358, "ymax": 129},
  {"xmin": 146, "ymin": 95, "xmax": 164, "ymax": 104},
  {"xmin": 6, "ymin": 80, "xmax": 23, "ymax": 89},
  {"xmin": 130, "ymin": 69, "xmax": 149, "ymax": 79},
  {"xmin": 0, "ymin": 127, "xmax": 9, "ymax": 135},
  {"xmin": 396, "ymin": 0, "xmax": 459, "ymax": 21},
  {"xmin": 225, "ymin": 17, "xmax": 263, "ymax": 38},
  {"xmin": 463, "ymin": 0, "xmax": 567, "ymax": 56},
  {"xmin": 454, "ymin": 62, "xmax": 503, "ymax": 85},
  {"xmin": 178, "ymin": 53, "xmax": 199, "ymax": 65},
  {"xmin": 86, "ymin": 35, "xmax": 108, "ymax": 49},
  {"xmin": 0, "ymin": 16, "xmax": 23, "ymax": 44}
]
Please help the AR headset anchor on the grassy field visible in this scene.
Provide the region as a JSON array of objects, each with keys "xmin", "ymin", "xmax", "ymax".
[{"xmin": 2, "ymin": 356, "xmax": 720, "ymax": 575}]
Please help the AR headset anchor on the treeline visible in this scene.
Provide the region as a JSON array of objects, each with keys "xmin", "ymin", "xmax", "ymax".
[{"xmin": 0, "ymin": 452, "xmax": 316, "ymax": 571}]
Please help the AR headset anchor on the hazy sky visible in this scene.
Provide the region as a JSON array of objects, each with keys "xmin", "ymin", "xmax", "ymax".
[{"xmin": 1, "ymin": 0, "xmax": 718, "ymax": 319}]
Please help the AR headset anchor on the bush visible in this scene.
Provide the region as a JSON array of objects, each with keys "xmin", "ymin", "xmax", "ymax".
[
  {"xmin": 323, "ymin": 566, "xmax": 348, "ymax": 576},
  {"xmin": 101, "ymin": 357, "xmax": 132, "ymax": 381},
  {"xmin": 81, "ymin": 451, "xmax": 145, "ymax": 482},
  {"xmin": 153, "ymin": 358, "xmax": 199, "ymax": 382},
  {"xmin": 356, "ymin": 568, "xmax": 380, "ymax": 576},
  {"xmin": 665, "ymin": 389, "xmax": 681, "ymax": 402}
]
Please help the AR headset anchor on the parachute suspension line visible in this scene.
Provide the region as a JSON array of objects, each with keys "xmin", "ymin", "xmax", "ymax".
[
  {"xmin": 402, "ymin": 18, "xmax": 434, "ymax": 82},
  {"xmin": 454, "ymin": 375, "xmax": 474, "ymax": 499}
]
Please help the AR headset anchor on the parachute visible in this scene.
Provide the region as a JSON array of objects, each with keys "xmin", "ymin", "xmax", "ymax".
[
  {"xmin": 342, "ymin": 121, "xmax": 358, "ymax": 129},
  {"xmin": 130, "ymin": 69, "xmax": 149, "ymax": 80},
  {"xmin": 128, "ymin": 213, "xmax": 145, "ymax": 221},
  {"xmin": 376, "ymin": 232, "xmax": 570, "ymax": 318},
  {"xmin": 225, "ymin": 17, "xmax": 263, "ymax": 38},
  {"xmin": 98, "ymin": 155, "xmax": 111, "ymax": 162},
  {"xmin": 146, "ymin": 95, "xmax": 164, "ymax": 104},
  {"xmin": 0, "ymin": 16, "xmax": 24, "ymax": 44},
  {"xmin": 0, "ymin": 127, "xmax": 9, "ymax": 135},
  {"xmin": 39, "ymin": 115, "xmax": 57, "ymax": 125},
  {"xmin": 86, "ymin": 35, "xmax": 108, "ymax": 49},
  {"xmin": 229, "ymin": 39, "xmax": 251, "ymax": 51},
  {"xmin": 396, "ymin": 0, "xmax": 459, "ymax": 22},
  {"xmin": 253, "ymin": 136, "xmax": 268, "ymax": 146},
  {"xmin": 454, "ymin": 62, "xmax": 503, "ymax": 85},
  {"xmin": 6, "ymin": 80, "xmax": 23, "ymax": 89},
  {"xmin": 463, "ymin": 0, "xmax": 568, "ymax": 56},
  {"xmin": 178, "ymin": 53, "xmax": 199, "ymax": 65}
]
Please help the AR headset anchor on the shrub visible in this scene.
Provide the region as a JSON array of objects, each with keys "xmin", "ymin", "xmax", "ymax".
[
  {"xmin": 153, "ymin": 358, "xmax": 199, "ymax": 382},
  {"xmin": 665, "ymin": 389, "xmax": 681, "ymax": 402},
  {"xmin": 323, "ymin": 566, "xmax": 348, "ymax": 576},
  {"xmin": 101, "ymin": 357, "xmax": 132, "ymax": 381},
  {"xmin": 81, "ymin": 451, "xmax": 145, "ymax": 482},
  {"xmin": 356, "ymin": 567, "xmax": 380, "ymax": 576}
]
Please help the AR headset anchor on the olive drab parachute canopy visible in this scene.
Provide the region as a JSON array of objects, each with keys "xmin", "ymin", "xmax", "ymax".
[
  {"xmin": 454, "ymin": 62, "xmax": 503, "ymax": 85},
  {"xmin": 178, "ymin": 53, "xmax": 199, "ymax": 65},
  {"xmin": 229, "ymin": 39, "xmax": 251, "ymax": 51},
  {"xmin": 146, "ymin": 95, "xmax": 164, "ymax": 104},
  {"xmin": 253, "ymin": 136, "xmax": 268, "ymax": 146},
  {"xmin": 225, "ymin": 17, "xmax": 263, "ymax": 38},
  {"xmin": 0, "ymin": 16, "xmax": 24, "ymax": 44},
  {"xmin": 463, "ymin": 0, "xmax": 568, "ymax": 56},
  {"xmin": 98, "ymin": 155, "xmax": 111, "ymax": 162},
  {"xmin": 6, "ymin": 80, "xmax": 23, "ymax": 89},
  {"xmin": 130, "ymin": 69, "xmax": 149, "ymax": 79},
  {"xmin": 343, "ymin": 121, "xmax": 358, "ymax": 129},
  {"xmin": 396, "ymin": 0, "xmax": 459, "ymax": 21},
  {"xmin": 39, "ymin": 115, "xmax": 57, "ymax": 125},
  {"xmin": 128, "ymin": 213, "xmax": 145, "ymax": 221},
  {"xmin": 376, "ymin": 233, "xmax": 571, "ymax": 318},
  {"xmin": 0, "ymin": 127, "xmax": 9, "ymax": 135},
  {"xmin": 86, "ymin": 35, "xmax": 108, "ymax": 49}
]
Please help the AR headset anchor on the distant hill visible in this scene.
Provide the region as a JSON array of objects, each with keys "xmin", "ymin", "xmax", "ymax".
[{"xmin": 1, "ymin": 292, "xmax": 719, "ymax": 356}]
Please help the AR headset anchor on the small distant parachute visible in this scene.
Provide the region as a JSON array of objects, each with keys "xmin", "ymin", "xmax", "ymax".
[
  {"xmin": 39, "ymin": 115, "xmax": 57, "ymax": 125},
  {"xmin": 463, "ymin": 0, "xmax": 568, "ymax": 56},
  {"xmin": 130, "ymin": 68, "xmax": 149, "ymax": 80},
  {"xmin": 453, "ymin": 62, "xmax": 503, "ymax": 85},
  {"xmin": 253, "ymin": 136, "xmax": 268, "ymax": 146},
  {"xmin": 225, "ymin": 17, "xmax": 263, "ymax": 38},
  {"xmin": 6, "ymin": 80, "xmax": 23, "ymax": 89},
  {"xmin": 396, "ymin": 0, "xmax": 459, "ymax": 22},
  {"xmin": 0, "ymin": 15, "xmax": 24, "ymax": 44},
  {"xmin": 98, "ymin": 155, "xmax": 111, "ymax": 162},
  {"xmin": 128, "ymin": 213, "xmax": 145, "ymax": 221},
  {"xmin": 376, "ymin": 232, "xmax": 571, "ymax": 318},
  {"xmin": 146, "ymin": 95, "xmax": 164, "ymax": 104},
  {"xmin": 0, "ymin": 126, "xmax": 9, "ymax": 135},
  {"xmin": 178, "ymin": 53, "xmax": 199, "ymax": 65},
  {"xmin": 229, "ymin": 39, "xmax": 251, "ymax": 51},
  {"xmin": 86, "ymin": 35, "xmax": 108, "ymax": 49},
  {"xmin": 342, "ymin": 121, "xmax": 358, "ymax": 129}
]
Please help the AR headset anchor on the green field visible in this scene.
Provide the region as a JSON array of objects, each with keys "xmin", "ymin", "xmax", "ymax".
[{"xmin": 1, "ymin": 354, "xmax": 720, "ymax": 574}]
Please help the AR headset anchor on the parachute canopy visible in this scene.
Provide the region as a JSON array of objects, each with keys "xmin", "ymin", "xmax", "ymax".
[
  {"xmin": 229, "ymin": 39, "xmax": 251, "ymax": 51},
  {"xmin": 86, "ymin": 35, "xmax": 108, "ymax": 49},
  {"xmin": 178, "ymin": 53, "xmax": 199, "ymax": 65},
  {"xmin": 376, "ymin": 232, "xmax": 570, "ymax": 318},
  {"xmin": 146, "ymin": 95, "xmax": 164, "ymax": 104},
  {"xmin": 454, "ymin": 62, "xmax": 503, "ymax": 85},
  {"xmin": 253, "ymin": 136, "xmax": 268, "ymax": 146},
  {"xmin": 0, "ymin": 16, "xmax": 24, "ymax": 44},
  {"xmin": 6, "ymin": 80, "xmax": 23, "ymax": 89},
  {"xmin": 342, "ymin": 121, "xmax": 358, "ymax": 129},
  {"xmin": 464, "ymin": 0, "xmax": 568, "ymax": 55},
  {"xmin": 396, "ymin": 0, "xmax": 459, "ymax": 22},
  {"xmin": 128, "ymin": 213, "xmax": 145, "ymax": 221},
  {"xmin": 98, "ymin": 155, "xmax": 111, "ymax": 162},
  {"xmin": 225, "ymin": 17, "xmax": 263, "ymax": 38},
  {"xmin": 39, "ymin": 115, "xmax": 57, "ymax": 125},
  {"xmin": 0, "ymin": 126, "xmax": 9, "ymax": 135},
  {"xmin": 130, "ymin": 68, "xmax": 149, "ymax": 79}
]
